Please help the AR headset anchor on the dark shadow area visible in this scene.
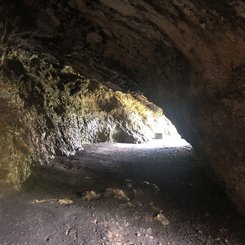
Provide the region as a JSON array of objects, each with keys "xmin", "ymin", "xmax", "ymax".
[{"xmin": 0, "ymin": 143, "xmax": 244, "ymax": 245}]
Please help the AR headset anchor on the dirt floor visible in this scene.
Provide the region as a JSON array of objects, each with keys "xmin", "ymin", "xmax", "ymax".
[{"xmin": 0, "ymin": 143, "xmax": 244, "ymax": 245}]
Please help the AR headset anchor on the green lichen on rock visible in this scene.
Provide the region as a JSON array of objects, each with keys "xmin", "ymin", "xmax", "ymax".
[{"xmin": 0, "ymin": 128, "xmax": 32, "ymax": 190}]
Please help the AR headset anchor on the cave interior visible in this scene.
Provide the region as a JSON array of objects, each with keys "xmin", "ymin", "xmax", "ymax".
[{"xmin": 0, "ymin": 0, "xmax": 245, "ymax": 244}]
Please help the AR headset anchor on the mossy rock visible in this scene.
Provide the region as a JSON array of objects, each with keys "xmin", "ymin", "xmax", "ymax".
[{"xmin": 0, "ymin": 128, "xmax": 32, "ymax": 190}]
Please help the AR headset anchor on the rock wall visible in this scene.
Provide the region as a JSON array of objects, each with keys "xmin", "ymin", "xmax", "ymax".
[
  {"xmin": 0, "ymin": 45, "xmax": 172, "ymax": 189},
  {"xmin": 0, "ymin": 0, "xmax": 244, "ymax": 214}
]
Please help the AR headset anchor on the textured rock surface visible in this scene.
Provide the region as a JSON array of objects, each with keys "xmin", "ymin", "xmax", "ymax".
[
  {"xmin": 0, "ymin": 0, "xmax": 244, "ymax": 213},
  {"xmin": 0, "ymin": 46, "xmax": 173, "ymax": 189}
]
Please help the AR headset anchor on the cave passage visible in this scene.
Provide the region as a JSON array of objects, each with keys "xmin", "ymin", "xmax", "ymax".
[
  {"xmin": 0, "ymin": 142, "xmax": 244, "ymax": 244},
  {"xmin": 0, "ymin": 0, "xmax": 245, "ymax": 244}
]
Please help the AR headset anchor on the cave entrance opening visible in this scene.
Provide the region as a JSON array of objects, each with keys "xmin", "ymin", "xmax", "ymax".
[
  {"xmin": 147, "ymin": 115, "xmax": 191, "ymax": 148},
  {"xmin": 112, "ymin": 111, "xmax": 192, "ymax": 149}
]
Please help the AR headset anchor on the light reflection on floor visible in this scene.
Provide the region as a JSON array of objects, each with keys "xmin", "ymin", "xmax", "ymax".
[{"xmin": 115, "ymin": 137, "xmax": 191, "ymax": 149}]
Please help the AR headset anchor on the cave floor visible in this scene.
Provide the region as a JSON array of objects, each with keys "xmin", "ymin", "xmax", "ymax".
[{"xmin": 0, "ymin": 143, "xmax": 244, "ymax": 245}]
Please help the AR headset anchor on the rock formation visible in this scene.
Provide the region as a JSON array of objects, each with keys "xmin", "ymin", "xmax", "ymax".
[{"xmin": 0, "ymin": 0, "xmax": 244, "ymax": 214}]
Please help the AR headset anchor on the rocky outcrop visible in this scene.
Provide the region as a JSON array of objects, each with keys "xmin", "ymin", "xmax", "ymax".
[
  {"xmin": 0, "ymin": 0, "xmax": 244, "ymax": 214},
  {"xmin": 0, "ymin": 46, "xmax": 175, "ymax": 189}
]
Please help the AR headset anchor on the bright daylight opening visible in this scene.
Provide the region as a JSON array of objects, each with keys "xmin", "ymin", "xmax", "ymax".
[
  {"xmin": 149, "ymin": 115, "xmax": 191, "ymax": 148},
  {"xmin": 103, "ymin": 92, "xmax": 192, "ymax": 148},
  {"xmin": 115, "ymin": 112, "xmax": 191, "ymax": 149}
]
